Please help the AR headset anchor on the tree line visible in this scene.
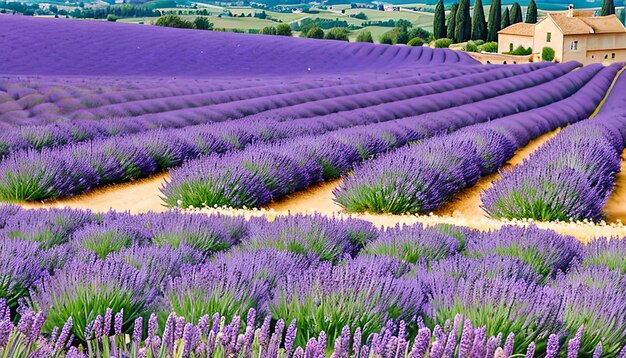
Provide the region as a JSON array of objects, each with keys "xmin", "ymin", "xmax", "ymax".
[
  {"xmin": 433, "ymin": 0, "xmax": 538, "ymax": 43},
  {"xmin": 434, "ymin": 0, "xmax": 619, "ymax": 44}
]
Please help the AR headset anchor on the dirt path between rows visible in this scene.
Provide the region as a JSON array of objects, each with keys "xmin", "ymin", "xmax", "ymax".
[
  {"xmin": 20, "ymin": 173, "xmax": 170, "ymax": 214},
  {"xmin": 604, "ymin": 148, "xmax": 626, "ymax": 222},
  {"xmin": 433, "ymin": 128, "xmax": 561, "ymax": 219}
]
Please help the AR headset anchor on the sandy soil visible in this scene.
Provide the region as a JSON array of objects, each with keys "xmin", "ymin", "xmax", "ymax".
[
  {"xmin": 266, "ymin": 179, "xmax": 343, "ymax": 214},
  {"xmin": 604, "ymin": 148, "xmax": 626, "ymax": 221},
  {"xmin": 433, "ymin": 128, "xmax": 561, "ymax": 219},
  {"xmin": 20, "ymin": 173, "xmax": 170, "ymax": 214}
]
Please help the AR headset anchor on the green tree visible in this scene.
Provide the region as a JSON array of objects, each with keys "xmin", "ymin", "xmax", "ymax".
[
  {"xmin": 356, "ymin": 30, "xmax": 374, "ymax": 42},
  {"xmin": 193, "ymin": 16, "xmax": 213, "ymax": 30},
  {"xmin": 510, "ymin": 2, "xmax": 523, "ymax": 24},
  {"xmin": 447, "ymin": 3, "xmax": 458, "ymax": 39},
  {"xmin": 306, "ymin": 27, "xmax": 324, "ymax": 39},
  {"xmin": 324, "ymin": 27, "xmax": 349, "ymax": 41},
  {"xmin": 380, "ymin": 32, "xmax": 394, "ymax": 44},
  {"xmin": 501, "ymin": 7, "xmax": 510, "ymax": 29},
  {"xmin": 454, "ymin": 0, "xmax": 471, "ymax": 42},
  {"xmin": 542, "ymin": 46, "xmax": 555, "ymax": 61},
  {"xmin": 276, "ymin": 23, "xmax": 292, "ymax": 36},
  {"xmin": 260, "ymin": 26, "xmax": 277, "ymax": 35},
  {"xmin": 433, "ymin": 0, "xmax": 446, "ymax": 39},
  {"xmin": 408, "ymin": 27, "xmax": 431, "ymax": 41},
  {"xmin": 526, "ymin": 0, "xmax": 537, "ymax": 23},
  {"xmin": 487, "ymin": 0, "xmax": 501, "ymax": 41},
  {"xmin": 471, "ymin": 0, "xmax": 487, "ymax": 41},
  {"xmin": 620, "ymin": 8, "xmax": 626, "ymax": 24},
  {"xmin": 154, "ymin": 14, "xmax": 193, "ymax": 29},
  {"xmin": 601, "ymin": 0, "xmax": 615, "ymax": 16},
  {"xmin": 106, "ymin": 14, "xmax": 117, "ymax": 21}
]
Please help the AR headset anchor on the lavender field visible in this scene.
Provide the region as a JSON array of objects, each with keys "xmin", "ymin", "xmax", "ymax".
[{"xmin": 2, "ymin": 13, "xmax": 626, "ymax": 358}]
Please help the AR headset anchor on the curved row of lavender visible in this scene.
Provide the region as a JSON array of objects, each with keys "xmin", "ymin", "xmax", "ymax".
[
  {"xmin": 0, "ymin": 15, "xmax": 475, "ymax": 77},
  {"xmin": 0, "ymin": 65, "xmax": 509, "ymax": 157},
  {"xmin": 0, "ymin": 205, "xmax": 625, "ymax": 356},
  {"xmin": 161, "ymin": 62, "xmax": 599, "ymax": 209},
  {"xmin": 482, "ymin": 66, "xmax": 626, "ymax": 222},
  {"xmin": 0, "ymin": 64, "xmax": 557, "ymax": 201},
  {"xmin": 333, "ymin": 63, "xmax": 623, "ymax": 214}
]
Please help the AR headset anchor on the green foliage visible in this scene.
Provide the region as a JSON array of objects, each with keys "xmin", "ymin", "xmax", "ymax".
[
  {"xmin": 382, "ymin": 26, "xmax": 409, "ymax": 44},
  {"xmin": 542, "ymin": 46, "xmax": 555, "ymax": 61},
  {"xmin": 353, "ymin": 11, "xmax": 367, "ymax": 20},
  {"xmin": 487, "ymin": 0, "xmax": 501, "ymax": 41},
  {"xmin": 463, "ymin": 40, "xmax": 478, "ymax": 52},
  {"xmin": 306, "ymin": 26, "xmax": 324, "ymax": 39},
  {"xmin": 276, "ymin": 23, "xmax": 292, "ymax": 36},
  {"xmin": 434, "ymin": 38, "xmax": 453, "ymax": 48},
  {"xmin": 106, "ymin": 14, "xmax": 117, "ymax": 21},
  {"xmin": 447, "ymin": 3, "xmax": 458, "ymax": 39},
  {"xmin": 323, "ymin": 27, "xmax": 349, "ymax": 41},
  {"xmin": 434, "ymin": 0, "xmax": 446, "ymax": 39},
  {"xmin": 355, "ymin": 30, "xmax": 373, "ymax": 42},
  {"xmin": 601, "ymin": 0, "xmax": 615, "ymax": 16},
  {"xmin": 379, "ymin": 32, "xmax": 394, "ymax": 44},
  {"xmin": 260, "ymin": 26, "xmax": 277, "ymax": 35},
  {"xmin": 478, "ymin": 41, "xmax": 498, "ymax": 52},
  {"xmin": 471, "ymin": 0, "xmax": 487, "ymax": 41},
  {"xmin": 619, "ymin": 8, "xmax": 626, "ymax": 25},
  {"xmin": 408, "ymin": 27, "xmax": 431, "ymax": 41},
  {"xmin": 526, "ymin": 0, "xmax": 538, "ymax": 23},
  {"xmin": 455, "ymin": 0, "xmax": 471, "ymax": 42},
  {"xmin": 154, "ymin": 15, "xmax": 193, "ymax": 29},
  {"xmin": 501, "ymin": 7, "xmax": 511, "ymax": 29},
  {"xmin": 80, "ymin": 231, "xmax": 134, "ymax": 259},
  {"xmin": 506, "ymin": 45, "xmax": 532, "ymax": 55},
  {"xmin": 193, "ymin": 16, "xmax": 213, "ymax": 30},
  {"xmin": 407, "ymin": 37, "xmax": 424, "ymax": 46},
  {"xmin": 510, "ymin": 2, "xmax": 523, "ymax": 24}
]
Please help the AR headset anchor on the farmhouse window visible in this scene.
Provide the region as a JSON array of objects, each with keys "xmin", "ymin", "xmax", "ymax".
[
  {"xmin": 546, "ymin": 32, "xmax": 552, "ymax": 42},
  {"xmin": 612, "ymin": 53, "xmax": 616, "ymax": 59},
  {"xmin": 570, "ymin": 41, "xmax": 578, "ymax": 51}
]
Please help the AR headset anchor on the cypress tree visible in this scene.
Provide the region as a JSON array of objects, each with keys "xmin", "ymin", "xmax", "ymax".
[
  {"xmin": 471, "ymin": 0, "xmax": 487, "ymax": 41},
  {"xmin": 620, "ymin": 8, "xmax": 626, "ymax": 24},
  {"xmin": 447, "ymin": 3, "xmax": 458, "ymax": 39},
  {"xmin": 510, "ymin": 2, "xmax": 523, "ymax": 24},
  {"xmin": 433, "ymin": 0, "xmax": 446, "ymax": 39},
  {"xmin": 601, "ymin": 0, "xmax": 615, "ymax": 16},
  {"xmin": 501, "ymin": 7, "xmax": 510, "ymax": 29},
  {"xmin": 487, "ymin": 0, "xmax": 501, "ymax": 41},
  {"xmin": 455, "ymin": 0, "xmax": 471, "ymax": 42},
  {"xmin": 526, "ymin": 0, "xmax": 537, "ymax": 23}
]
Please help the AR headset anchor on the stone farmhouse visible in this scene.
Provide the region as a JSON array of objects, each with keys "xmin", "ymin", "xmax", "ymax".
[{"xmin": 498, "ymin": 5, "xmax": 626, "ymax": 64}]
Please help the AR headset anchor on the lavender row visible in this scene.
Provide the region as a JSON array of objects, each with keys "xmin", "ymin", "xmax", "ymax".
[
  {"xmin": 161, "ymin": 62, "xmax": 597, "ymax": 209},
  {"xmin": 0, "ymin": 205, "xmax": 624, "ymax": 355},
  {"xmin": 0, "ymin": 64, "xmax": 512, "ymax": 156},
  {"xmin": 0, "ymin": 64, "xmax": 565, "ymax": 202},
  {"xmin": 482, "ymin": 66, "xmax": 626, "ymax": 222},
  {"xmin": 333, "ymin": 64, "xmax": 621, "ymax": 214}
]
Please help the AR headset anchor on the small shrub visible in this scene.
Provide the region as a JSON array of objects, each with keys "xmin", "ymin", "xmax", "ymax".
[
  {"xmin": 106, "ymin": 14, "xmax": 117, "ymax": 22},
  {"xmin": 324, "ymin": 27, "xmax": 349, "ymax": 41},
  {"xmin": 506, "ymin": 45, "xmax": 532, "ymax": 55},
  {"xmin": 478, "ymin": 41, "xmax": 498, "ymax": 52},
  {"xmin": 407, "ymin": 37, "xmax": 424, "ymax": 46},
  {"xmin": 193, "ymin": 16, "xmax": 213, "ymax": 30},
  {"xmin": 434, "ymin": 38, "xmax": 453, "ymax": 48},
  {"xmin": 379, "ymin": 32, "xmax": 394, "ymax": 44},
  {"xmin": 355, "ymin": 30, "xmax": 373, "ymax": 42},
  {"xmin": 306, "ymin": 26, "xmax": 324, "ymax": 39},
  {"xmin": 260, "ymin": 26, "xmax": 277, "ymax": 35},
  {"xmin": 542, "ymin": 46, "xmax": 555, "ymax": 61},
  {"xmin": 463, "ymin": 41, "xmax": 478, "ymax": 52},
  {"xmin": 154, "ymin": 15, "xmax": 193, "ymax": 29},
  {"xmin": 276, "ymin": 23, "xmax": 292, "ymax": 36}
]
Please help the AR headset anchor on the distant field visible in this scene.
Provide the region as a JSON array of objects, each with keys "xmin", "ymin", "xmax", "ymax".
[{"xmin": 349, "ymin": 25, "xmax": 398, "ymax": 43}]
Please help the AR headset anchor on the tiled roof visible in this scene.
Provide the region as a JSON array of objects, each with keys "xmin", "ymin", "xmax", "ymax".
[
  {"xmin": 498, "ymin": 22, "xmax": 535, "ymax": 36},
  {"xmin": 549, "ymin": 13, "xmax": 594, "ymax": 35},
  {"xmin": 579, "ymin": 15, "xmax": 626, "ymax": 33}
]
